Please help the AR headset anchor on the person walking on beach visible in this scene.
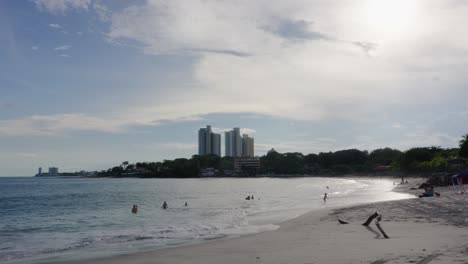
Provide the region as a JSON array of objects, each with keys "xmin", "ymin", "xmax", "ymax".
[{"xmin": 323, "ymin": 193, "xmax": 328, "ymax": 204}]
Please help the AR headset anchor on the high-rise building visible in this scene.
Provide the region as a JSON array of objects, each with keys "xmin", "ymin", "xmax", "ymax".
[
  {"xmin": 225, "ymin": 131, "xmax": 233, "ymax": 157},
  {"xmin": 211, "ymin": 133, "xmax": 221, "ymax": 156},
  {"xmin": 225, "ymin": 127, "xmax": 242, "ymax": 157},
  {"xmin": 242, "ymin": 134, "xmax": 254, "ymax": 157},
  {"xmin": 198, "ymin": 125, "xmax": 221, "ymax": 156}
]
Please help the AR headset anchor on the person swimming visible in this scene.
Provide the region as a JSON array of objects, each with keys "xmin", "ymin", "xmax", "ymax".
[
  {"xmin": 131, "ymin": 204, "xmax": 138, "ymax": 214},
  {"xmin": 162, "ymin": 201, "xmax": 168, "ymax": 209}
]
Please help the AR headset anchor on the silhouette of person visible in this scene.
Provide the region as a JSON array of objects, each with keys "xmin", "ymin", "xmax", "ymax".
[
  {"xmin": 323, "ymin": 193, "xmax": 328, "ymax": 203},
  {"xmin": 131, "ymin": 205, "xmax": 138, "ymax": 214},
  {"xmin": 185, "ymin": 202, "xmax": 188, "ymax": 206},
  {"xmin": 162, "ymin": 201, "xmax": 168, "ymax": 209}
]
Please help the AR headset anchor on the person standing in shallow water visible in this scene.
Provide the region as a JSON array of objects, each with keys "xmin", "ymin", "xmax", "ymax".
[
  {"xmin": 162, "ymin": 201, "xmax": 168, "ymax": 209},
  {"xmin": 323, "ymin": 193, "xmax": 328, "ymax": 204}
]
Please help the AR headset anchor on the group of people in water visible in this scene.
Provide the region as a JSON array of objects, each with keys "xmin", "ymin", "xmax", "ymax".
[
  {"xmin": 132, "ymin": 188, "xmax": 331, "ymax": 214},
  {"xmin": 131, "ymin": 200, "xmax": 188, "ymax": 214}
]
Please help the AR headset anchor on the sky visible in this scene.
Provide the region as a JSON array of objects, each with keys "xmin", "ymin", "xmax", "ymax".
[{"xmin": 1, "ymin": 0, "xmax": 468, "ymax": 176}]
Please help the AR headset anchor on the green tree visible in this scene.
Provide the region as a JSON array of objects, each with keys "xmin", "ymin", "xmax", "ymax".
[
  {"xmin": 399, "ymin": 148, "xmax": 434, "ymax": 172},
  {"xmin": 459, "ymin": 134, "xmax": 468, "ymax": 159},
  {"xmin": 369, "ymin": 148, "xmax": 402, "ymax": 166}
]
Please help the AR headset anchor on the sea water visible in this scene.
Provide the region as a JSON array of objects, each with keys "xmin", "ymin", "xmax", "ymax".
[{"xmin": 0, "ymin": 177, "xmax": 412, "ymax": 263}]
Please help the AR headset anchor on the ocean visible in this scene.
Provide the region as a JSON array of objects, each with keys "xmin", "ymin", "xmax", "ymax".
[{"xmin": 0, "ymin": 177, "xmax": 413, "ymax": 263}]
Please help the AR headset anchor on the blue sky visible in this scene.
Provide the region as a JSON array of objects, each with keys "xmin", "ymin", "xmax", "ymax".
[{"xmin": 1, "ymin": 0, "xmax": 467, "ymax": 176}]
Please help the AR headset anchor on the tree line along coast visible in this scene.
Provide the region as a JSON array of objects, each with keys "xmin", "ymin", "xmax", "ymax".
[{"xmin": 94, "ymin": 134, "xmax": 468, "ymax": 178}]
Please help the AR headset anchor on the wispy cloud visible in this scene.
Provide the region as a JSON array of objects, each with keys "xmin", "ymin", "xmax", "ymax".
[
  {"xmin": 48, "ymin": 23, "xmax": 62, "ymax": 29},
  {"xmin": 392, "ymin": 122, "xmax": 403, "ymax": 129},
  {"xmin": 16, "ymin": 152, "xmax": 38, "ymax": 158},
  {"xmin": 211, "ymin": 127, "xmax": 256, "ymax": 135},
  {"xmin": 31, "ymin": 46, "xmax": 39, "ymax": 50},
  {"xmin": 54, "ymin": 45, "xmax": 71, "ymax": 51},
  {"xmin": 93, "ymin": 1, "xmax": 111, "ymax": 22},
  {"xmin": 351, "ymin": 41, "xmax": 378, "ymax": 54},
  {"xmin": 0, "ymin": 112, "xmax": 207, "ymax": 137},
  {"xmin": 264, "ymin": 19, "xmax": 328, "ymax": 41},
  {"xmin": 256, "ymin": 137, "xmax": 339, "ymax": 154},
  {"xmin": 158, "ymin": 143, "xmax": 197, "ymax": 150},
  {"xmin": 34, "ymin": 0, "xmax": 91, "ymax": 14},
  {"xmin": 60, "ymin": 54, "xmax": 71, "ymax": 58},
  {"xmin": 0, "ymin": 113, "xmax": 125, "ymax": 136}
]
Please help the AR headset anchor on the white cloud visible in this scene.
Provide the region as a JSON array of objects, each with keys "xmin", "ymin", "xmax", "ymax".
[
  {"xmin": 0, "ymin": 113, "xmax": 125, "ymax": 136},
  {"xmin": 31, "ymin": 46, "xmax": 39, "ymax": 50},
  {"xmin": 48, "ymin": 23, "xmax": 62, "ymax": 28},
  {"xmin": 0, "ymin": 112, "xmax": 203, "ymax": 137},
  {"xmin": 93, "ymin": 1, "xmax": 111, "ymax": 21},
  {"xmin": 256, "ymin": 137, "xmax": 340, "ymax": 154},
  {"xmin": 33, "ymin": 0, "xmax": 91, "ymax": 14},
  {"xmin": 102, "ymin": 0, "xmax": 468, "ymax": 125},
  {"xmin": 241, "ymin": 128, "xmax": 256, "ymax": 135},
  {"xmin": 60, "ymin": 54, "xmax": 71, "ymax": 57},
  {"xmin": 16, "ymin": 152, "xmax": 38, "ymax": 158},
  {"xmin": 158, "ymin": 143, "xmax": 197, "ymax": 150},
  {"xmin": 54, "ymin": 45, "xmax": 71, "ymax": 50},
  {"xmin": 211, "ymin": 127, "xmax": 256, "ymax": 135},
  {"xmin": 392, "ymin": 123, "xmax": 403, "ymax": 129},
  {"xmin": 18, "ymin": 0, "xmax": 468, "ymax": 149}
]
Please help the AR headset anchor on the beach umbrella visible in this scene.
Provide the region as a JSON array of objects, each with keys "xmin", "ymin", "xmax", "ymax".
[{"xmin": 455, "ymin": 169, "xmax": 468, "ymax": 184}]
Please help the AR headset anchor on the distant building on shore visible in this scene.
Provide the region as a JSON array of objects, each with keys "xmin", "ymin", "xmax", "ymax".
[
  {"xmin": 234, "ymin": 157, "xmax": 260, "ymax": 172},
  {"xmin": 35, "ymin": 166, "xmax": 59, "ymax": 177},
  {"xmin": 49, "ymin": 167, "xmax": 59, "ymax": 176},
  {"xmin": 225, "ymin": 127, "xmax": 242, "ymax": 157},
  {"xmin": 242, "ymin": 134, "xmax": 254, "ymax": 158},
  {"xmin": 198, "ymin": 125, "xmax": 221, "ymax": 156},
  {"xmin": 199, "ymin": 125, "xmax": 255, "ymax": 158}
]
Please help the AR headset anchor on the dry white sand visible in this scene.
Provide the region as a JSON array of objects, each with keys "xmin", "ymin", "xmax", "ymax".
[{"xmin": 60, "ymin": 181, "xmax": 468, "ymax": 264}]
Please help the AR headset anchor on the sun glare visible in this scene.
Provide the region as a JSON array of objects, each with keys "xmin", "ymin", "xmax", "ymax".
[{"xmin": 363, "ymin": 0, "xmax": 419, "ymax": 41}]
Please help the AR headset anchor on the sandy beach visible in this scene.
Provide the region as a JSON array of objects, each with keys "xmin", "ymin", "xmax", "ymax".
[{"xmin": 59, "ymin": 181, "xmax": 468, "ymax": 264}]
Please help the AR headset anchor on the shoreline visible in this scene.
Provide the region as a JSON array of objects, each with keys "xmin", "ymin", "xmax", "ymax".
[{"xmin": 51, "ymin": 178, "xmax": 467, "ymax": 264}]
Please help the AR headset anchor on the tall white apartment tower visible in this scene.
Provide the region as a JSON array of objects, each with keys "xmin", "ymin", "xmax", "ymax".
[
  {"xmin": 225, "ymin": 127, "xmax": 242, "ymax": 157},
  {"xmin": 211, "ymin": 133, "xmax": 221, "ymax": 156},
  {"xmin": 233, "ymin": 127, "xmax": 242, "ymax": 157},
  {"xmin": 198, "ymin": 125, "xmax": 221, "ymax": 156},
  {"xmin": 225, "ymin": 130, "xmax": 233, "ymax": 156}
]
